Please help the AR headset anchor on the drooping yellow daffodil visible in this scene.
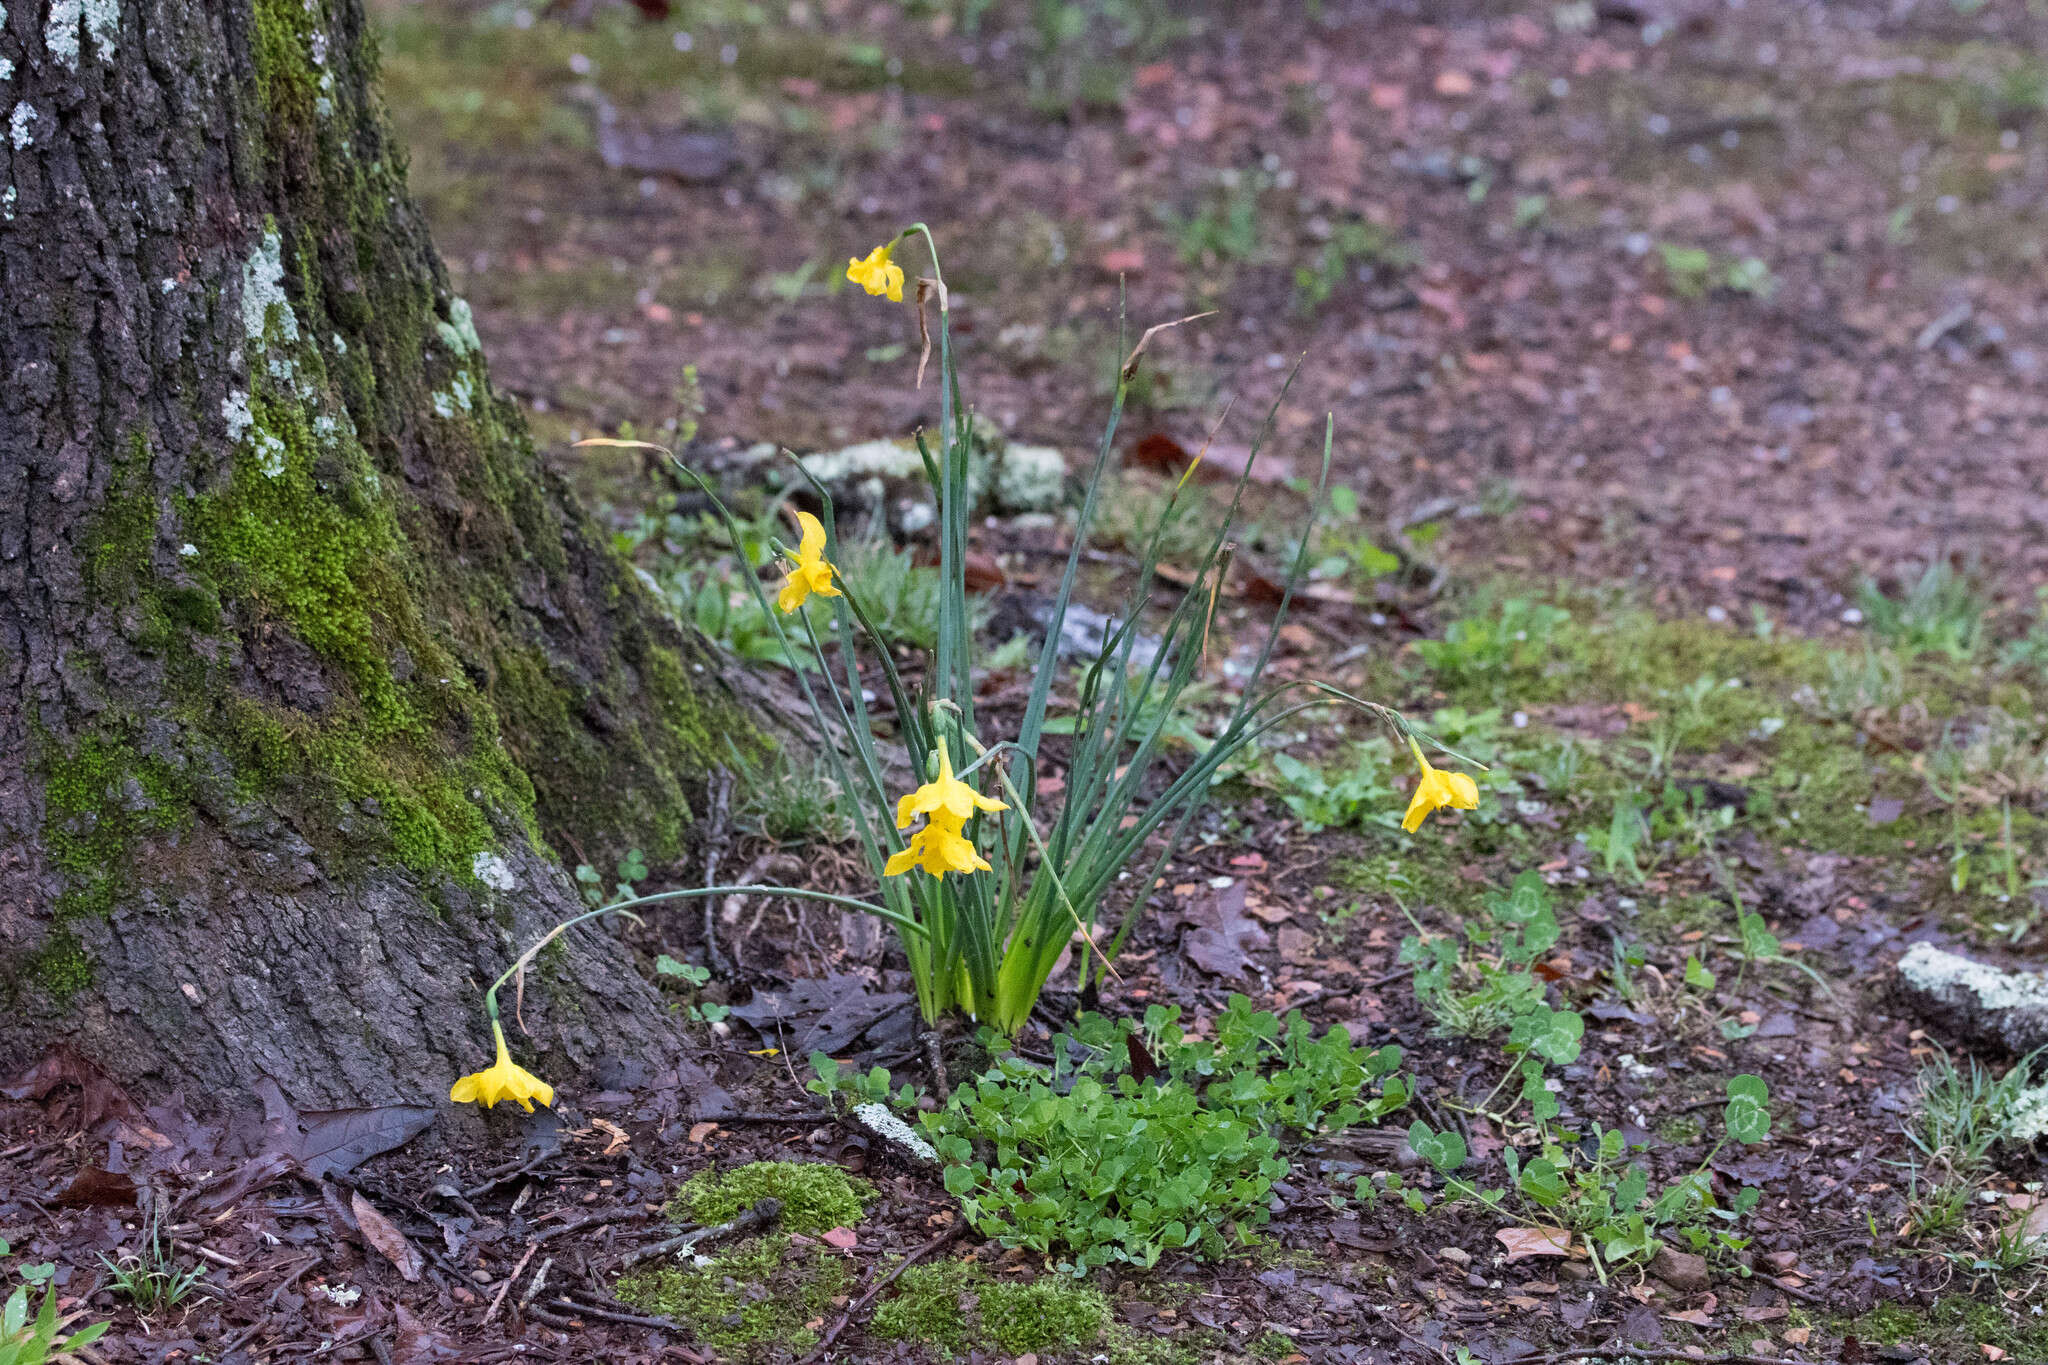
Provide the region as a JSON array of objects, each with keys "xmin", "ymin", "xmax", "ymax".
[
  {"xmin": 1401, "ymin": 736, "xmax": 1479, "ymax": 833},
  {"xmin": 449, "ymin": 1019, "xmax": 555, "ymax": 1112},
  {"xmin": 846, "ymin": 243, "xmax": 905, "ymax": 302},
  {"xmin": 776, "ymin": 510, "xmax": 842, "ymax": 613},
  {"xmin": 895, "ymin": 741, "xmax": 1007, "ymax": 831},
  {"xmin": 884, "ymin": 814, "xmax": 993, "ymax": 879}
]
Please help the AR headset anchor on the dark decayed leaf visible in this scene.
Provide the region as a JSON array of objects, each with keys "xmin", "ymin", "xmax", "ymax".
[
  {"xmin": 50, "ymin": 1167, "xmax": 137, "ymax": 1208},
  {"xmin": 3, "ymin": 1048, "xmax": 146, "ymax": 1131},
  {"xmin": 251, "ymin": 1077, "xmax": 435, "ymax": 1179}
]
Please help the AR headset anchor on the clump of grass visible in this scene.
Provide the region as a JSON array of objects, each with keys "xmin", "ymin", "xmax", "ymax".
[
  {"xmin": 1858, "ymin": 561, "xmax": 1986, "ymax": 661},
  {"xmin": 98, "ymin": 1216, "xmax": 207, "ymax": 1316}
]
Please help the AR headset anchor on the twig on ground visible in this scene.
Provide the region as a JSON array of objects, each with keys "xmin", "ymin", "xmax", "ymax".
[
  {"xmin": 555, "ymin": 1294, "xmax": 685, "ymax": 1330},
  {"xmin": 483, "ymin": 1243, "xmax": 538, "ymax": 1325},
  {"xmin": 614, "ymin": 1197, "xmax": 784, "ymax": 1270},
  {"xmin": 464, "ymin": 1153, "xmax": 549, "ymax": 1201},
  {"xmin": 700, "ymin": 768, "xmax": 735, "ymax": 977},
  {"xmin": 921, "ymin": 1030, "xmax": 950, "ymax": 1102},
  {"xmin": 1500, "ymin": 1350, "xmax": 1815, "ymax": 1365},
  {"xmin": 689, "ymin": 1110, "xmax": 832, "ymax": 1124},
  {"xmin": 519, "ymin": 1256, "xmax": 555, "ymax": 1310},
  {"xmin": 529, "ymin": 1206, "xmax": 655, "ymax": 1247},
  {"xmin": 801, "ymin": 1218, "xmax": 966, "ymax": 1364}
]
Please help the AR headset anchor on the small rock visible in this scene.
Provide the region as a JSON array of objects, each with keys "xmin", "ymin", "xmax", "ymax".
[
  {"xmin": 1438, "ymin": 1246, "xmax": 1472, "ymax": 1267},
  {"xmin": 1649, "ymin": 1245, "xmax": 1710, "ymax": 1293},
  {"xmin": 1761, "ymin": 1250, "xmax": 1800, "ymax": 1272}
]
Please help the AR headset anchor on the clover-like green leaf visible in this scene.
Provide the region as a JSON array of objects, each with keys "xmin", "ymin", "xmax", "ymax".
[
  {"xmin": 1724, "ymin": 1073, "xmax": 1771, "ymax": 1144},
  {"xmin": 1408, "ymin": 1120, "xmax": 1467, "ymax": 1173}
]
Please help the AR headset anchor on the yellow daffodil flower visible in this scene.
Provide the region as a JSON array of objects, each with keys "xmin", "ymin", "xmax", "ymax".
[
  {"xmin": 884, "ymin": 814, "xmax": 993, "ymax": 879},
  {"xmin": 1402, "ymin": 737, "xmax": 1479, "ymax": 833},
  {"xmin": 846, "ymin": 243, "xmax": 905, "ymax": 302},
  {"xmin": 776, "ymin": 510, "xmax": 842, "ymax": 613},
  {"xmin": 895, "ymin": 741, "xmax": 1007, "ymax": 831},
  {"xmin": 449, "ymin": 1020, "xmax": 555, "ymax": 1112}
]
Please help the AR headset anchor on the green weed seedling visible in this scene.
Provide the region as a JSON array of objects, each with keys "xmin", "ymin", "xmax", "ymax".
[
  {"xmin": 1857, "ymin": 561, "xmax": 1987, "ymax": 662},
  {"xmin": 1409, "ymin": 1074, "xmax": 1775, "ymax": 1284},
  {"xmin": 577, "ymin": 848, "xmax": 648, "ymax": 909},
  {"xmin": 653, "ymin": 955, "xmax": 731, "ymax": 1024},
  {"xmin": 1398, "ymin": 870, "xmax": 1558, "ymax": 1039},
  {"xmin": 854, "ymin": 999, "xmax": 1408, "ymax": 1273},
  {"xmin": 1293, "ymin": 217, "xmax": 1415, "ymax": 314},
  {"xmin": 97, "ymin": 1214, "xmax": 206, "ymax": 1316},
  {"xmin": 1269, "ymin": 742, "xmax": 1399, "ymax": 834},
  {"xmin": 1414, "ymin": 599, "xmax": 1571, "ymax": 693},
  {"xmin": 0, "ymin": 1279, "xmax": 108, "ymax": 1365}
]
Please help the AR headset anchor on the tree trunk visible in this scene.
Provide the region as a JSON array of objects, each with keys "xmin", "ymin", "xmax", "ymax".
[{"xmin": 0, "ymin": 0, "xmax": 750, "ymax": 1108}]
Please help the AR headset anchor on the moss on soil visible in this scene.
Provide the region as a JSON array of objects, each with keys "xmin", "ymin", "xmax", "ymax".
[
  {"xmin": 668, "ymin": 1161, "xmax": 872, "ymax": 1237},
  {"xmin": 870, "ymin": 1258, "xmax": 1113, "ymax": 1357},
  {"xmin": 615, "ymin": 1233, "xmax": 848, "ymax": 1359}
]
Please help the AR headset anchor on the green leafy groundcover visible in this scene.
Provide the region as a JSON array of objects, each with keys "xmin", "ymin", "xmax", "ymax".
[{"xmin": 891, "ymin": 999, "xmax": 1407, "ymax": 1272}]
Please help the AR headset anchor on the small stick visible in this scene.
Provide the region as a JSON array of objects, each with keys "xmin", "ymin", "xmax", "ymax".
[
  {"xmin": 920, "ymin": 1030, "xmax": 950, "ymax": 1102},
  {"xmin": 614, "ymin": 1197, "xmax": 783, "ymax": 1271},
  {"xmin": 464, "ymin": 1153, "xmax": 548, "ymax": 1201},
  {"xmin": 554, "ymin": 1295, "xmax": 684, "ymax": 1330},
  {"xmin": 801, "ymin": 1219, "xmax": 966, "ymax": 1364},
  {"xmin": 519, "ymin": 1256, "xmax": 554, "ymax": 1310},
  {"xmin": 529, "ymin": 1207, "xmax": 654, "ymax": 1247},
  {"xmin": 483, "ymin": 1244, "xmax": 537, "ymax": 1325},
  {"xmin": 174, "ymin": 1238, "xmax": 241, "ymax": 1268},
  {"xmin": 700, "ymin": 769, "xmax": 735, "ymax": 977}
]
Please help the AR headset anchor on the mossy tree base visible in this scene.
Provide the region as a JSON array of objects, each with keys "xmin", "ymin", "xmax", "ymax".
[{"xmin": 0, "ymin": 0, "xmax": 753, "ymax": 1105}]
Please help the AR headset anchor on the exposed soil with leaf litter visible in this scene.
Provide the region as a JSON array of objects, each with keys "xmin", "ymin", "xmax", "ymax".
[{"xmin": 9, "ymin": 1, "xmax": 2048, "ymax": 1362}]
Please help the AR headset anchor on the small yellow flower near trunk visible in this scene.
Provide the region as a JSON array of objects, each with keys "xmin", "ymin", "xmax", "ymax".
[
  {"xmin": 776, "ymin": 510, "xmax": 842, "ymax": 613},
  {"xmin": 449, "ymin": 1020, "xmax": 555, "ymax": 1112},
  {"xmin": 846, "ymin": 243, "xmax": 905, "ymax": 302},
  {"xmin": 1402, "ymin": 737, "xmax": 1479, "ymax": 833}
]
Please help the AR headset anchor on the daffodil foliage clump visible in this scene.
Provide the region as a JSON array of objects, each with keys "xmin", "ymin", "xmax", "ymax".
[
  {"xmin": 452, "ymin": 229, "xmax": 1484, "ymax": 1104},
  {"xmin": 818, "ymin": 999, "xmax": 1407, "ymax": 1272}
]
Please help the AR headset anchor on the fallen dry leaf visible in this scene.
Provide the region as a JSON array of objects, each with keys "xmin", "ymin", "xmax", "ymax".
[
  {"xmin": 1666, "ymin": 1308, "xmax": 1714, "ymax": 1327},
  {"xmin": 351, "ymin": 1191, "xmax": 424, "ymax": 1283},
  {"xmin": 1784, "ymin": 1328, "xmax": 1812, "ymax": 1346},
  {"xmin": 688, "ymin": 1121, "xmax": 719, "ymax": 1144},
  {"xmin": 1496, "ymin": 1226, "xmax": 1571, "ymax": 1260},
  {"xmin": 821, "ymin": 1226, "xmax": 858, "ymax": 1251},
  {"xmin": 591, "ymin": 1118, "xmax": 631, "ymax": 1155}
]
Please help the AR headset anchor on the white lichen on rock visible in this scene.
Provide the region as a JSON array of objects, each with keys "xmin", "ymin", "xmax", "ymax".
[
  {"xmin": 992, "ymin": 442, "xmax": 1067, "ymax": 513},
  {"xmin": 470, "ymin": 851, "xmax": 518, "ymax": 892},
  {"xmin": 9, "ymin": 101, "xmax": 35, "ymax": 150},
  {"xmin": 800, "ymin": 438, "xmax": 925, "ymax": 485},
  {"xmin": 2008, "ymin": 1082, "xmax": 2048, "ymax": 1143},
  {"xmin": 44, "ymin": 0, "xmax": 118, "ymax": 71},
  {"xmin": 1897, "ymin": 942, "xmax": 2048, "ymax": 1014},
  {"xmin": 851, "ymin": 1102, "xmax": 938, "ymax": 1164}
]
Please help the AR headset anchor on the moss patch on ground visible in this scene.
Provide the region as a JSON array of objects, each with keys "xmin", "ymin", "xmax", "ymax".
[
  {"xmin": 615, "ymin": 1233, "xmax": 848, "ymax": 1360},
  {"xmin": 1848, "ymin": 1296, "xmax": 2048, "ymax": 1360},
  {"xmin": 669, "ymin": 1161, "xmax": 872, "ymax": 1236},
  {"xmin": 870, "ymin": 1258, "xmax": 1113, "ymax": 1356}
]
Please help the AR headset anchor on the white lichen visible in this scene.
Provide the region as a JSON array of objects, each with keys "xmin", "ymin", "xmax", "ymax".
[
  {"xmin": 44, "ymin": 0, "xmax": 117, "ymax": 71},
  {"xmin": 2, "ymin": 186, "xmax": 14, "ymax": 222},
  {"xmin": 1897, "ymin": 942, "xmax": 2048, "ymax": 1014},
  {"xmin": 178, "ymin": 542, "xmax": 198, "ymax": 558},
  {"xmin": 851, "ymin": 1102, "xmax": 938, "ymax": 1164},
  {"xmin": 993, "ymin": 442, "xmax": 1068, "ymax": 513},
  {"xmin": 254, "ymin": 431, "xmax": 288, "ymax": 479},
  {"xmin": 241, "ymin": 227, "xmax": 299, "ymax": 347},
  {"xmin": 471, "ymin": 851, "xmax": 518, "ymax": 891},
  {"xmin": 1, "ymin": 56, "xmax": 14, "ymax": 83},
  {"xmin": 431, "ymin": 390, "xmax": 454, "ymax": 420},
  {"xmin": 800, "ymin": 438, "xmax": 924, "ymax": 485},
  {"xmin": 435, "ymin": 297, "xmax": 482, "ymax": 356},
  {"xmin": 221, "ymin": 390, "xmax": 253, "ymax": 444},
  {"xmin": 9, "ymin": 101, "xmax": 35, "ymax": 150}
]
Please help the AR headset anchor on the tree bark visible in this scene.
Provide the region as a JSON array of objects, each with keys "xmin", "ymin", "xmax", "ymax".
[{"xmin": 0, "ymin": 0, "xmax": 749, "ymax": 1107}]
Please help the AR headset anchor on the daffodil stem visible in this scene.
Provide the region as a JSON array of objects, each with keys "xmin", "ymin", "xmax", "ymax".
[{"xmin": 483, "ymin": 887, "xmax": 926, "ymax": 1022}]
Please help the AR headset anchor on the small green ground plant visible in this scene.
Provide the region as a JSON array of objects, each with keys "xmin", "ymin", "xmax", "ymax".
[
  {"xmin": 1404, "ymin": 1074, "xmax": 1774, "ymax": 1283},
  {"xmin": 0, "ymin": 1284, "xmax": 106, "ymax": 1365},
  {"xmin": 819, "ymin": 998, "xmax": 1408, "ymax": 1273},
  {"xmin": 1858, "ymin": 561, "xmax": 1987, "ymax": 661}
]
